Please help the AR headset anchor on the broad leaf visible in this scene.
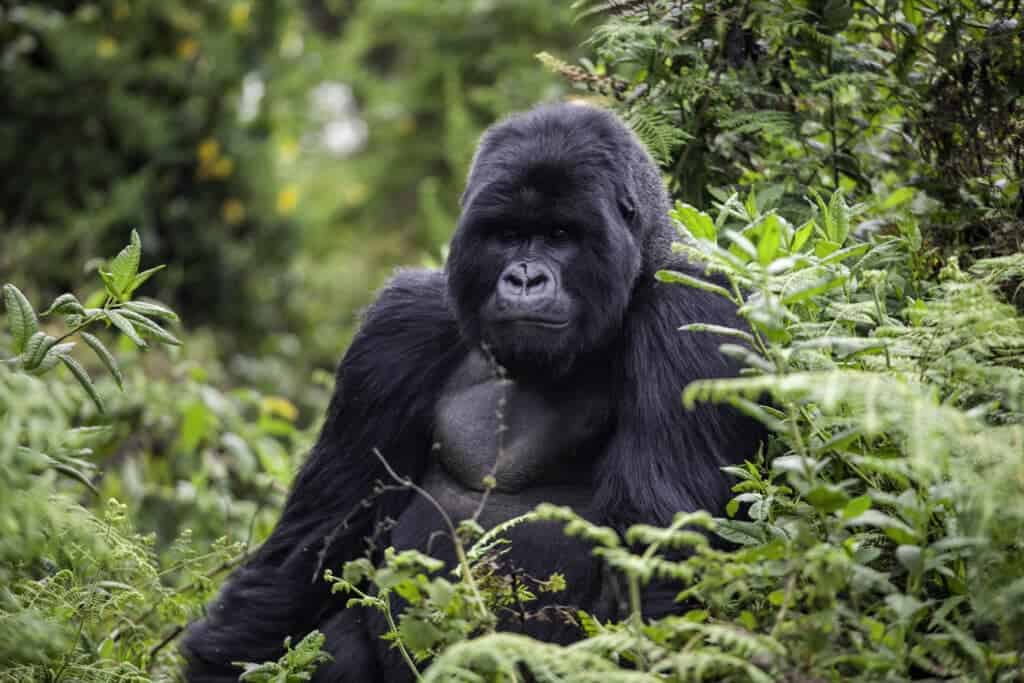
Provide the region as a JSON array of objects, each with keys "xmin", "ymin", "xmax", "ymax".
[{"xmin": 3, "ymin": 283, "xmax": 38, "ymax": 353}]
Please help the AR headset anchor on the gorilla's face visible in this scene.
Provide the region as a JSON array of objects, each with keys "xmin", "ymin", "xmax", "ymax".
[{"xmin": 446, "ymin": 111, "xmax": 645, "ymax": 381}]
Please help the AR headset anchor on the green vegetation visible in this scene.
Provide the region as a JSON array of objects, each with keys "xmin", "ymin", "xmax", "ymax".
[{"xmin": 1, "ymin": 1, "xmax": 1021, "ymax": 681}]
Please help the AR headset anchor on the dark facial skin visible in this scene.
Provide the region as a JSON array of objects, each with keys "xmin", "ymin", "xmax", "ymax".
[{"xmin": 447, "ymin": 161, "xmax": 643, "ymax": 381}]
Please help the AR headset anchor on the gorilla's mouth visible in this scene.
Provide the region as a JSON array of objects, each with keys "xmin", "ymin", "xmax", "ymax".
[{"xmin": 502, "ymin": 318, "xmax": 570, "ymax": 330}]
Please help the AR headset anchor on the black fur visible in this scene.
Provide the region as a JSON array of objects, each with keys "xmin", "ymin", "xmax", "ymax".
[{"xmin": 182, "ymin": 103, "xmax": 764, "ymax": 682}]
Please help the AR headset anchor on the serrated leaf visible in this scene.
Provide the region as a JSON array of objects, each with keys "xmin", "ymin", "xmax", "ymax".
[
  {"xmin": 117, "ymin": 309, "xmax": 181, "ymax": 346},
  {"xmin": 124, "ymin": 265, "xmax": 166, "ymax": 299},
  {"xmin": 790, "ymin": 220, "xmax": 815, "ymax": 252},
  {"xmin": 98, "ymin": 268, "xmax": 120, "ymax": 300},
  {"xmin": 672, "ymin": 202, "xmax": 717, "ymax": 241},
  {"xmin": 105, "ymin": 310, "xmax": 147, "ymax": 347},
  {"xmin": 108, "ymin": 229, "xmax": 142, "ymax": 296},
  {"xmin": 679, "ymin": 323, "xmax": 755, "ymax": 344},
  {"xmin": 656, "ymin": 270, "xmax": 734, "ymax": 300},
  {"xmin": 3, "ymin": 283, "xmax": 38, "ymax": 353},
  {"xmin": 41, "ymin": 293, "xmax": 85, "ymax": 316},
  {"xmin": 781, "ymin": 272, "xmax": 847, "ymax": 304},
  {"xmin": 60, "ymin": 355, "xmax": 105, "ymax": 413},
  {"xmin": 30, "ymin": 342, "xmax": 76, "ymax": 375},
  {"xmin": 757, "ymin": 215, "xmax": 782, "ymax": 265},
  {"xmin": 22, "ymin": 332, "xmax": 56, "ymax": 370},
  {"xmin": 122, "ymin": 300, "xmax": 179, "ymax": 322},
  {"xmin": 81, "ymin": 332, "xmax": 124, "ymax": 390}
]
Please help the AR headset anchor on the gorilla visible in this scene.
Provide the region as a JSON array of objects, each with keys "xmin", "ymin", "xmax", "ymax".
[{"xmin": 182, "ymin": 103, "xmax": 764, "ymax": 681}]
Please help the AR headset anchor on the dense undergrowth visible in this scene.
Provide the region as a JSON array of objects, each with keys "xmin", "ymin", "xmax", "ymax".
[{"xmin": 2, "ymin": 0, "xmax": 1022, "ymax": 681}]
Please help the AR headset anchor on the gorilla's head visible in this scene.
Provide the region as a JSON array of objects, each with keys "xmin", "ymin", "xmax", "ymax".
[{"xmin": 446, "ymin": 103, "xmax": 673, "ymax": 380}]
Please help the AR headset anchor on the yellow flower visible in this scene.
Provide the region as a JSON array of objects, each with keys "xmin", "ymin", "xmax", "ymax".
[
  {"xmin": 212, "ymin": 157, "xmax": 235, "ymax": 179},
  {"xmin": 221, "ymin": 199, "xmax": 246, "ymax": 225},
  {"xmin": 230, "ymin": 2, "xmax": 251, "ymax": 30},
  {"xmin": 177, "ymin": 37, "xmax": 199, "ymax": 60},
  {"xmin": 276, "ymin": 186, "xmax": 299, "ymax": 215},
  {"xmin": 197, "ymin": 139, "xmax": 220, "ymax": 165},
  {"xmin": 96, "ymin": 37, "xmax": 118, "ymax": 58},
  {"xmin": 261, "ymin": 396, "xmax": 298, "ymax": 422}
]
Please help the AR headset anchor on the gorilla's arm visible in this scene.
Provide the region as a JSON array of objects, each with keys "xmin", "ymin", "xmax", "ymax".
[
  {"xmin": 182, "ymin": 269, "xmax": 468, "ymax": 682},
  {"xmin": 596, "ymin": 258, "xmax": 765, "ymax": 615}
]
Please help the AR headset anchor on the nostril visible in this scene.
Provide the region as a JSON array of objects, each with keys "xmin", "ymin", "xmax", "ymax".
[
  {"xmin": 504, "ymin": 272, "xmax": 525, "ymax": 288},
  {"xmin": 526, "ymin": 274, "xmax": 548, "ymax": 290}
]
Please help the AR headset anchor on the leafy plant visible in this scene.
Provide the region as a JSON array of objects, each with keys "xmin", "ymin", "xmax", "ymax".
[{"xmin": 3, "ymin": 230, "xmax": 180, "ymax": 413}]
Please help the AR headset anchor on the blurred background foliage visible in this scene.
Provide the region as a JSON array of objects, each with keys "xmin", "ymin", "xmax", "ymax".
[{"xmin": 0, "ymin": 0, "xmax": 1022, "ymax": 680}]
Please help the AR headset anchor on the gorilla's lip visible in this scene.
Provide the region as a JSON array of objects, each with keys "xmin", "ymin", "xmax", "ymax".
[{"xmin": 500, "ymin": 317, "xmax": 570, "ymax": 330}]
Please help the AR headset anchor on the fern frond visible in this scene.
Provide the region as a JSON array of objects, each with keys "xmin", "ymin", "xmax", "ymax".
[
  {"xmin": 572, "ymin": 0, "xmax": 649, "ymax": 20},
  {"xmin": 621, "ymin": 104, "xmax": 690, "ymax": 165},
  {"xmin": 719, "ymin": 111, "xmax": 795, "ymax": 138}
]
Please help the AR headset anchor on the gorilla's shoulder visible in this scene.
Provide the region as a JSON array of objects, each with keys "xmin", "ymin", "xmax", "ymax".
[
  {"xmin": 346, "ymin": 267, "xmax": 465, "ymax": 381},
  {"xmin": 361, "ymin": 267, "xmax": 454, "ymax": 327},
  {"xmin": 626, "ymin": 257, "xmax": 746, "ymax": 375}
]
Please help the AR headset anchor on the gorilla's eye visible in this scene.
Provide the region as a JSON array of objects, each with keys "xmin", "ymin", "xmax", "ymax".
[
  {"xmin": 498, "ymin": 227, "xmax": 520, "ymax": 242},
  {"xmin": 550, "ymin": 228, "xmax": 570, "ymax": 241}
]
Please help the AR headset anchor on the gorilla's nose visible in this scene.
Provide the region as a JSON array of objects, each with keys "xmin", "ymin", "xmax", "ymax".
[{"xmin": 499, "ymin": 262, "xmax": 552, "ymax": 299}]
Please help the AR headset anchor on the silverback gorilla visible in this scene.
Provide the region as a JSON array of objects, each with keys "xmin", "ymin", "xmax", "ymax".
[{"xmin": 182, "ymin": 103, "xmax": 764, "ymax": 681}]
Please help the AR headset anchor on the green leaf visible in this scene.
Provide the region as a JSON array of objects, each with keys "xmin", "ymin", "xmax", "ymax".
[
  {"xmin": 98, "ymin": 268, "xmax": 121, "ymax": 300},
  {"xmin": 820, "ymin": 242, "xmax": 871, "ymax": 265},
  {"xmin": 768, "ymin": 590, "xmax": 786, "ymax": 606},
  {"xmin": 108, "ymin": 229, "xmax": 142, "ymax": 297},
  {"xmin": 679, "ymin": 323, "xmax": 755, "ymax": 344},
  {"xmin": 757, "ymin": 215, "xmax": 782, "ymax": 265},
  {"xmin": 656, "ymin": 270, "xmax": 734, "ymax": 300},
  {"xmin": 22, "ymin": 332, "xmax": 57, "ymax": 370},
  {"xmin": 781, "ymin": 271, "xmax": 847, "ymax": 304},
  {"xmin": 725, "ymin": 229, "xmax": 759, "ymax": 261},
  {"xmin": 790, "ymin": 220, "xmax": 815, "ymax": 252},
  {"xmin": 880, "ymin": 187, "xmax": 916, "ymax": 210},
  {"xmin": 124, "ymin": 265, "xmax": 166, "ymax": 299},
  {"xmin": 845, "ymin": 510, "xmax": 918, "ymax": 544},
  {"xmin": 842, "ymin": 495, "xmax": 872, "ymax": 519},
  {"xmin": 31, "ymin": 342, "xmax": 76, "ymax": 375},
  {"xmin": 60, "ymin": 355, "xmax": 105, "ymax": 413},
  {"xmin": 829, "ymin": 190, "xmax": 851, "ymax": 244},
  {"xmin": 122, "ymin": 300, "xmax": 179, "ymax": 322},
  {"xmin": 672, "ymin": 202, "xmax": 717, "ymax": 241},
  {"xmin": 105, "ymin": 310, "xmax": 147, "ymax": 347},
  {"xmin": 81, "ymin": 332, "xmax": 124, "ymax": 390},
  {"xmin": 117, "ymin": 309, "xmax": 181, "ymax": 345},
  {"xmin": 814, "ymin": 239, "xmax": 841, "ymax": 258},
  {"xmin": 398, "ymin": 617, "xmax": 443, "ymax": 653},
  {"xmin": 41, "ymin": 293, "xmax": 85, "ymax": 316},
  {"xmin": 3, "ymin": 283, "xmax": 39, "ymax": 353},
  {"xmin": 896, "ymin": 545, "xmax": 923, "ymax": 574},
  {"xmin": 806, "ymin": 484, "xmax": 850, "ymax": 513}
]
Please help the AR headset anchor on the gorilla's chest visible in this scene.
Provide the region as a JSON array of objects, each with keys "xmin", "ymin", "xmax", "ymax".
[
  {"xmin": 391, "ymin": 351, "xmax": 610, "ymax": 549},
  {"xmin": 433, "ymin": 352, "xmax": 608, "ymax": 496}
]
